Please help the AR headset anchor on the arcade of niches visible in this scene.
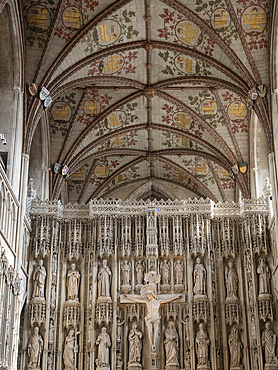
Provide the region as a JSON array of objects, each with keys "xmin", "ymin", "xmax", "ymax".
[{"xmin": 14, "ymin": 196, "xmax": 277, "ymax": 370}]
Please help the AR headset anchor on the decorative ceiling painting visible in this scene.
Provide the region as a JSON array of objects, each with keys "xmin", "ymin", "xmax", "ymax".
[{"xmin": 24, "ymin": 0, "xmax": 272, "ymax": 202}]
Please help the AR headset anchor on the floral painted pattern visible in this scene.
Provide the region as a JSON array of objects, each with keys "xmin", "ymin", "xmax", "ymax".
[{"xmin": 157, "ymin": 7, "xmax": 215, "ymax": 56}]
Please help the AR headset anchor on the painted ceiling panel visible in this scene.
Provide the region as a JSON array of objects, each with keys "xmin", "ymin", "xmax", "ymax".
[{"xmin": 49, "ymin": 0, "xmax": 146, "ymax": 84}]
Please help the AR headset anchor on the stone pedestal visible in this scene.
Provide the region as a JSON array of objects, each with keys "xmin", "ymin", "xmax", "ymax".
[
  {"xmin": 160, "ymin": 283, "xmax": 171, "ymax": 293},
  {"xmin": 149, "ymin": 352, "xmax": 158, "ymax": 370},
  {"xmin": 96, "ymin": 367, "xmax": 109, "ymax": 370},
  {"xmin": 197, "ymin": 365, "xmax": 211, "ymax": 370},
  {"xmin": 121, "ymin": 284, "xmax": 132, "ymax": 294},
  {"xmin": 165, "ymin": 364, "xmax": 179, "ymax": 370},
  {"xmin": 230, "ymin": 367, "xmax": 243, "ymax": 370},
  {"xmin": 174, "ymin": 283, "xmax": 184, "ymax": 293},
  {"xmin": 265, "ymin": 365, "xmax": 278, "ymax": 370},
  {"xmin": 128, "ymin": 363, "xmax": 142, "ymax": 370}
]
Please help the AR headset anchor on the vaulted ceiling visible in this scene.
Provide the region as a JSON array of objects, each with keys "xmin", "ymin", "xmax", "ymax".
[{"xmin": 23, "ymin": 0, "xmax": 273, "ymax": 203}]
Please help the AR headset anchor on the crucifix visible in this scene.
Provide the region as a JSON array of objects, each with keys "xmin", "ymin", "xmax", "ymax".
[{"xmin": 120, "ymin": 270, "xmax": 183, "ymax": 354}]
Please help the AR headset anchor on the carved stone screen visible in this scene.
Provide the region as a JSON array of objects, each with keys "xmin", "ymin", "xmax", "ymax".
[{"xmin": 19, "ymin": 198, "xmax": 277, "ymax": 370}]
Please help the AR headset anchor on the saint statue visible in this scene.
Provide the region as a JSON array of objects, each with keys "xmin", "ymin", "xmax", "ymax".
[
  {"xmin": 257, "ymin": 257, "xmax": 271, "ymax": 295},
  {"xmin": 195, "ymin": 323, "xmax": 210, "ymax": 366},
  {"xmin": 161, "ymin": 260, "xmax": 170, "ymax": 285},
  {"xmin": 164, "ymin": 321, "xmax": 179, "ymax": 366},
  {"xmin": 49, "ymin": 318, "xmax": 55, "ymax": 350},
  {"xmin": 27, "ymin": 327, "xmax": 43, "ymax": 369},
  {"xmin": 225, "ymin": 261, "xmax": 238, "ymax": 299},
  {"xmin": 67, "ymin": 263, "xmax": 80, "ymax": 301},
  {"xmin": 228, "ymin": 327, "xmax": 242, "ymax": 367},
  {"xmin": 128, "ymin": 322, "xmax": 142, "ymax": 365},
  {"xmin": 135, "ymin": 261, "xmax": 144, "ymax": 286},
  {"xmin": 98, "ymin": 260, "xmax": 111, "ymax": 299},
  {"xmin": 122, "ymin": 260, "xmax": 131, "ymax": 286},
  {"xmin": 63, "ymin": 328, "xmax": 80, "ymax": 370},
  {"xmin": 193, "ymin": 258, "xmax": 206, "ymax": 296},
  {"xmin": 174, "ymin": 260, "xmax": 184, "ymax": 285},
  {"xmin": 32, "ymin": 259, "xmax": 46, "ymax": 299},
  {"xmin": 116, "ymin": 318, "xmax": 125, "ymax": 350},
  {"xmin": 262, "ymin": 322, "xmax": 278, "ymax": 365},
  {"xmin": 123, "ymin": 285, "xmax": 182, "ymax": 352},
  {"xmin": 96, "ymin": 327, "xmax": 111, "ymax": 369}
]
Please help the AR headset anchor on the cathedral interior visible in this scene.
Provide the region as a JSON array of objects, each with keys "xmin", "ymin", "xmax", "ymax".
[{"xmin": 1, "ymin": 0, "xmax": 278, "ymax": 369}]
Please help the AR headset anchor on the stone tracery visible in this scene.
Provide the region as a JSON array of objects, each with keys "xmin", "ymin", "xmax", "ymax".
[{"xmin": 17, "ymin": 197, "xmax": 278, "ymax": 369}]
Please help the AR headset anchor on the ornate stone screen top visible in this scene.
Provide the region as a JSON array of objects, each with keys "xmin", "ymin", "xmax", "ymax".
[{"xmin": 20, "ymin": 197, "xmax": 277, "ymax": 370}]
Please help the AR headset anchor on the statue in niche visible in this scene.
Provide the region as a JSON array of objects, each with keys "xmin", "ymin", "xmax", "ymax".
[
  {"xmin": 123, "ymin": 285, "xmax": 182, "ymax": 352},
  {"xmin": 225, "ymin": 261, "xmax": 238, "ymax": 299},
  {"xmin": 67, "ymin": 263, "xmax": 80, "ymax": 301},
  {"xmin": 161, "ymin": 260, "xmax": 170, "ymax": 285},
  {"xmin": 50, "ymin": 283, "xmax": 56, "ymax": 306},
  {"xmin": 262, "ymin": 322, "xmax": 278, "ymax": 365},
  {"xmin": 27, "ymin": 327, "xmax": 43, "ymax": 369},
  {"xmin": 49, "ymin": 318, "xmax": 55, "ymax": 350},
  {"xmin": 164, "ymin": 321, "xmax": 179, "ymax": 366},
  {"xmin": 193, "ymin": 257, "xmax": 206, "ymax": 296},
  {"xmin": 128, "ymin": 322, "xmax": 142, "ymax": 365},
  {"xmin": 135, "ymin": 260, "xmax": 144, "ymax": 286},
  {"xmin": 185, "ymin": 349, "xmax": 191, "ymax": 367},
  {"xmin": 96, "ymin": 327, "xmax": 111, "ymax": 369},
  {"xmin": 195, "ymin": 323, "xmax": 210, "ymax": 366},
  {"xmin": 63, "ymin": 328, "xmax": 80, "ymax": 370},
  {"xmin": 181, "ymin": 316, "xmax": 190, "ymax": 344},
  {"xmin": 88, "ymin": 317, "xmax": 92, "ymax": 343},
  {"xmin": 228, "ymin": 327, "xmax": 242, "ymax": 367},
  {"xmin": 98, "ymin": 260, "xmax": 111, "ymax": 300},
  {"xmin": 174, "ymin": 260, "xmax": 184, "ymax": 286},
  {"xmin": 257, "ymin": 257, "xmax": 271, "ymax": 295},
  {"xmin": 32, "ymin": 259, "xmax": 46, "ymax": 299},
  {"xmin": 248, "ymin": 281, "xmax": 254, "ymax": 306},
  {"xmin": 251, "ymin": 316, "xmax": 257, "ymax": 346},
  {"xmin": 47, "ymin": 352, "xmax": 53, "ymax": 370},
  {"xmin": 116, "ymin": 352, "xmax": 123, "ymax": 369},
  {"xmin": 116, "ymin": 318, "xmax": 125, "ymax": 350},
  {"xmin": 122, "ymin": 260, "xmax": 131, "ymax": 286}
]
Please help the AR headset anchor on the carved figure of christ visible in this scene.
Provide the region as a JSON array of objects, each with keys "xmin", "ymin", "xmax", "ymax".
[{"xmin": 121, "ymin": 291, "xmax": 182, "ymax": 352}]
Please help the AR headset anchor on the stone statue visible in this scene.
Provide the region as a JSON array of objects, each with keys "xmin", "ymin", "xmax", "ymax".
[
  {"xmin": 128, "ymin": 322, "xmax": 142, "ymax": 365},
  {"xmin": 135, "ymin": 261, "xmax": 144, "ymax": 286},
  {"xmin": 48, "ymin": 318, "xmax": 55, "ymax": 350},
  {"xmin": 63, "ymin": 328, "xmax": 80, "ymax": 370},
  {"xmin": 67, "ymin": 263, "xmax": 80, "ymax": 301},
  {"xmin": 193, "ymin": 258, "xmax": 206, "ymax": 296},
  {"xmin": 116, "ymin": 318, "xmax": 125, "ymax": 350},
  {"xmin": 262, "ymin": 322, "xmax": 278, "ymax": 365},
  {"xmin": 174, "ymin": 260, "xmax": 184, "ymax": 285},
  {"xmin": 182, "ymin": 317, "xmax": 190, "ymax": 344},
  {"xmin": 228, "ymin": 327, "xmax": 242, "ymax": 367},
  {"xmin": 225, "ymin": 261, "xmax": 238, "ymax": 299},
  {"xmin": 27, "ymin": 327, "xmax": 43, "ymax": 369},
  {"xmin": 164, "ymin": 321, "xmax": 179, "ymax": 366},
  {"xmin": 122, "ymin": 260, "xmax": 131, "ymax": 286},
  {"xmin": 47, "ymin": 352, "xmax": 53, "ymax": 370},
  {"xmin": 32, "ymin": 260, "xmax": 46, "ymax": 299},
  {"xmin": 116, "ymin": 352, "xmax": 123, "ymax": 369},
  {"xmin": 96, "ymin": 327, "xmax": 111, "ymax": 369},
  {"xmin": 123, "ymin": 286, "xmax": 182, "ymax": 352},
  {"xmin": 161, "ymin": 260, "xmax": 170, "ymax": 285},
  {"xmin": 251, "ymin": 315, "xmax": 257, "ymax": 346},
  {"xmin": 257, "ymin": 257, "xmax": 271, "ymax": 295},
  {"xmin": 98, "ymin": 260, "xmax": 111, "ymax": 300},
  {"xmin": 195, "ymin": 323, "xmax": 210, "ymax": 366}
]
